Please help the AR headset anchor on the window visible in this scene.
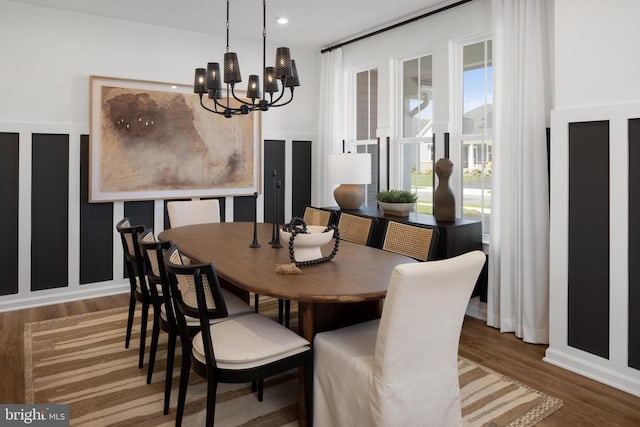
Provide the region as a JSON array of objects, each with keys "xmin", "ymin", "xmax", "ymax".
[
  {"xmin": 460, "ymin": 39, "xmax": 492, "ymax": 233},
  {"xmin": 399, "ymin": 54, "xmax": 433, "ymax": 214},
  {"xmin": 353, "ymin": 68, "xmax": 378, "ymax": 207}
]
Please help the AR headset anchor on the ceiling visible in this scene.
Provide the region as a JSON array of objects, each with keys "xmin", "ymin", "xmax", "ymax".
[{"xmin": 10, "ymin": 0, "xmax": 453, "ymax": 50}]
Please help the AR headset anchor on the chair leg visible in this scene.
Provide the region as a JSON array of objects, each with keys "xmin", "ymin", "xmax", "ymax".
[
  {"xmin": 284, "ymin": 300, "xmax": 291, "ymax": 328},
  {"xmin": 175, "ymin": 348, "xmax": 191, "ymax": 427},
  {"xmin": 146, "ymin": 307, "xmax": 161, "ymax": 384},
  {"xmin": 139, "ymin": 302, "xmax": 149, "ymax": 369},
  {"xmin": 125, "ymin": 295, "xmax": 136, "ymax": 348},
  {"xmin": 258, "ymin": 379, "xmax": 264, "ymax": 402},
  {"xmin": 254, "ymin": 293, "xmax": 260, "ymax": 313},
  {"xmin": 304, "ymin": 355, "xmax": 313, "ymax": 427},
  {"xmin": 205, "ymin": 377, "xmax": 218, "ymax": 427},
  {"xmin": 278, "ymin": 299, "xmax": 284, "ymax": 324},
  {"xmin": 164, "ymin": 332, "xmax": 177, "ymax": 415}
]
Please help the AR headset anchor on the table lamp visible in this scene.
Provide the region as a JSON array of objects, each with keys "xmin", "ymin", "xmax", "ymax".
[{"xmin": 328, "ymin": 152, "xmax": 371, "ymax": 210}]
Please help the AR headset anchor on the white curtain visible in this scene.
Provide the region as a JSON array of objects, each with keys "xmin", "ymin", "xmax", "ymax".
[
  {"xmin": 313, "ymin": 48, "xmax": 345, "ymax": 207},
  {"xmin": 488, "ymin": 0, "xmax": 552, "ymax": 343}
]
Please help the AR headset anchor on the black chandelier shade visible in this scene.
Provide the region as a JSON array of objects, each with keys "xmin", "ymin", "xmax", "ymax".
[{"xmin": 193, "ymin": 0, "xmax": 301, "ymax": 118}]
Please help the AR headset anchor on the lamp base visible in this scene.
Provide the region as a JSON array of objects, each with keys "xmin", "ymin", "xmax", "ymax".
[{"xmin": 334, "ymin": 184, "xmax": 365, "ymax": 210}]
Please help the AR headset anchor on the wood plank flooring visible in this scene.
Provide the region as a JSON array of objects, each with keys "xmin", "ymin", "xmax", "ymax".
[{"xmin": 1, "ymin": 294, "xmax": 639, "ymax": 425}]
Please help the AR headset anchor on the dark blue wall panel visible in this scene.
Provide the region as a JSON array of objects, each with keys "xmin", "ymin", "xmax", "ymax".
[
  {"xmin": 0, "ymin": 133, "xmax": 19, "ymax": 295},
  {"xmin": 32, "ymin": 133, "xmax": 69, "ymax": 291},
  {"xmin": 568, "ymin": 121, "xmax": 609, "ymax": 359},
  {"xmin": 80, "ymin": 135, "xmax": 113, "ymax": 284}
]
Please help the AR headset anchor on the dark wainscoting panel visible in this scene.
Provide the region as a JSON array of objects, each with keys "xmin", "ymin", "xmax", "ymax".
[
  {"xmin": 233, "ymin": 196, "xmax": 255, "ymax": 222},
  {"xmin": 32, "ymin": 133, "xmax": 69, "ymax": 291},
  {"xmin": 123, "ymin": 201, "xmax": 154, "ymax": 278},
  {"xmin": 0, "ymin": 132, "xmax": 19, "ymax": 295},
  {"xmin": 291, "ymin": 140, "xmax": 312, "ymax": 218},
  {"xmin": 629, "ymin": 118, "xmax": 640, "ymax": 369},
  {"xmin": 568, "ymin": 121, "xmax": 610, "ymax": 359},
  {"xmin": 264, "ymin": 140, "xmax": 285, "ymax": 224},
  {"xmin": 79, "ymin": 135, "xmax": 113, "ymax": 284}
]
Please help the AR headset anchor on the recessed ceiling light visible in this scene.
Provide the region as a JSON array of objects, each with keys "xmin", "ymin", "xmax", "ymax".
[
  {"xmin": 171, "ymin": 85, "xmax": 177, "ymax": 89},
  {"xmin": 277, "ymin": 17, "xmax": 288, "ymax": 25}
]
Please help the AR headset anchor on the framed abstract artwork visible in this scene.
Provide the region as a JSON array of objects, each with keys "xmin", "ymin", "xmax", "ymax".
[{"xmin": 89, "ymin": 75, "xmax": 261, "ymax": 202}]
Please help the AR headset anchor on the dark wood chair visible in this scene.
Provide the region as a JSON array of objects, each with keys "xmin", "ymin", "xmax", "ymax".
[
  {"xmin": 164, "ymin": 245, "xmax": 313, "ymax": 427},
  {"xmin": 382, "ymin": 220, "xmax": 440, "ymax": 261},
  {"xmin": 115, "ymin": 218, "xmax": 152, "ymax": 370},
  {"xmin": 137, "ymin": 229, "xmax": 175, "ymax": 414}
]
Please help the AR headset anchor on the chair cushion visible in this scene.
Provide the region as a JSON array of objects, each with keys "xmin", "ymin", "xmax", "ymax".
[
  {"xmin": 313, "ymin": 319, "xmax": 379, "ymax": 427},
  {"xmin": 192, "ymin": 313, "xmax": 310, "ymax": 370}
]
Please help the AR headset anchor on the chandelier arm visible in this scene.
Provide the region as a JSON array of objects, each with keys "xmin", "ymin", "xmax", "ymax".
[
  {"xmin": 268, "ymin": 83, "xmax": 288, "ymax": 105},
  {"xmin": 230, "ymin": 85, "xmax": 257, "ymax": 107},
  {"xmin": 271, "ymin": 88, "xmax": 293, "ymax": 107},
  {"xmin": 199, "ymin": 96, "xmax": 225, "ymax": 116},
  {"xmin": 270, "ymin": 89, "xmax": 295, "ymax": 108}
]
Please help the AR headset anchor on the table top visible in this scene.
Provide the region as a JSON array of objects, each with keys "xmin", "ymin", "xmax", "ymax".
[{"xmin": 158, "ymin": 222, "xmax": 415, "ymax": 303}]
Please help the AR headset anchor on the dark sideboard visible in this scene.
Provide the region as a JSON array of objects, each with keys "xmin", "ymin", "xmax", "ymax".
[{"xmin": 322, "ymin": 206, "xmax": 488, "ymax": 302}]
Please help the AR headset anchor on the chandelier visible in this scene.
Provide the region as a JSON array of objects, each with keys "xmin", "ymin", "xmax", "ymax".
[{"xmin": 193, "ymin": 0, "xmax": 300, "ymax": 118}]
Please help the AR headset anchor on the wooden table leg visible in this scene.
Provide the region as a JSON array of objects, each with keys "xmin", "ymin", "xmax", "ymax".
[{"xmin": 297, "ymin": 302, "xmax": 314, "ymax": 426}]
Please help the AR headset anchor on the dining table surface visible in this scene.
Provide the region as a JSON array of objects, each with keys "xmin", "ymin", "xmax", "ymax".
[{"xmin": 159, "ymin": 222, "xmax": 416, "ymax": 337}]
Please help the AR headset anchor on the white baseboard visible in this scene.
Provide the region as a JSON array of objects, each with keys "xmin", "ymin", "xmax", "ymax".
[
  {"xmin": 0, "ymin": 283, "xmax": 129, "ymax": 312},
  {"xmin": 544, "ymin": 347, "xmax": 640, "ymax": 397},
  {"xmin": 465, "ymin": 296, "xmax": 487, "ymax": 320}
]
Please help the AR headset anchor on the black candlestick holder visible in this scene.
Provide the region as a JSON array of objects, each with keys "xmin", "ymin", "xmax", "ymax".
[
  {"xmin": 249, "ymin": 191, "xmax": 261, "ymax": 248},
  {"xmin": 271, "ymin": 180, "xmax": 283, "ymax": 248}
]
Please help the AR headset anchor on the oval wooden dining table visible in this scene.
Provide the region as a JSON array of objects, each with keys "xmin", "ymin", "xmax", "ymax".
[
  {"xmin": 159, "ymin": 222, "xmax": 415, "ymax": 341},
  {"xmin": 159, "ymin": 222, "xmax": 415, "ymax": 426}
]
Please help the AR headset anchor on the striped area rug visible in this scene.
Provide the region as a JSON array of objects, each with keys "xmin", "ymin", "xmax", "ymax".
[{"xmin": 24, "ymin": 301, "xmax": 562, "ymax": 426}]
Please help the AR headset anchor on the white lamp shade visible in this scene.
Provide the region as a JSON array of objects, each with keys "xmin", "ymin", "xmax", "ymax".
[{"xmin": 328, "ymin": 153, "xmax": 371, "ymax": 184}]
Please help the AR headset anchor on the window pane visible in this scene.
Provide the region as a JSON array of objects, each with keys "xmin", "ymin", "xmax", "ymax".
[
  {"xmin": 401, "ymin": 141, "xmax": 433, "ymax": 214},
  {"xmin": 463, "ymin": 41, "xmax": 492, "ymax": 135},
  {"xmin": 402, "ymin": 56, "xmax": 432, "ymax": 138},
  {"xmin": 356, "ymin": 71, "xmax": 369, "ymax": 140},
  {"xmin": 369, "ymin": 69, "xmax": 378, "ymax": 139},
  {"xmin": 461, "ymin": 139, "xmax": 492, "ymax": 233},
  {"xmin": 357, "ymin": 144, "xmax": 379, "ymax": 207}
]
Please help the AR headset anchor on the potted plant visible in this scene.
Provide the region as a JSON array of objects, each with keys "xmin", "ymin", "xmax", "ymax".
[{"xmin": 376, "ymin": 189, "xmax": 418, "ymax": 216}]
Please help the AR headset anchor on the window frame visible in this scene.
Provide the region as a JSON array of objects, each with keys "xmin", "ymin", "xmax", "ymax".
[{"xmin": 450, "ymin": 32, "xmax": 493, "ymax": 237}]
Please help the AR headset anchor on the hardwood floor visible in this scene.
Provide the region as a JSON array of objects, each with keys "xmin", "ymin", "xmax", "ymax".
[{"xmin": 2, "ymin": 294, "xmax": 639, "ymax": 425}]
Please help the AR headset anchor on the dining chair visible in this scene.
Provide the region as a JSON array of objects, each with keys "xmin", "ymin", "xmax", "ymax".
[
  {"xmin": 337, "ymin": 212, "xmax": 375, "ymax": 245},
  {"xmin": 164, "ymin": 245, "xmax": 313, "ymax": 427},
  {"xmin": 115, "ymin": 218, "xmax": 152, "ymax": 370},
  {"xmin": 138, "ymin": 230, "xmax": 253, "ymax": 415},
  {"xmin": 313, "ymin": 250, "xmax": 486, "ymax": 427},
  {"xmin": 303, "ymin": 206, "xmax": 333, "ymax": 227},
  {"xmin": 166, "ymin": 199, "xmax": 221, "ymax": 228},
  {"xmin": 382, "ymin": 220, "xmax": 440, "ymax": 261}
]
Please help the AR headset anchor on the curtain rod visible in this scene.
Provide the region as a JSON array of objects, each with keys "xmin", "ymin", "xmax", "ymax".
[{"xmin": 320, "ymin": 0, "xmax": 475, "ymax": 54}]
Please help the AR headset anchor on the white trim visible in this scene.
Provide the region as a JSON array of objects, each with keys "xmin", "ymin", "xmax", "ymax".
[
  {"xmin": 0, "ymin": 282, "xmax": 129, "ymax": 313},
  {"xmin": 544, "ymin": 348, "xmax": 640, "ymax": 397}
]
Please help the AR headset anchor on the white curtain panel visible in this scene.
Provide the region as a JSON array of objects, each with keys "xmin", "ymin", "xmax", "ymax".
[
  {"xmin": 313, "ymin": 48, "xmax": 345, "ymax": 207},
  {"xmin": 488, "ymin": 0, "xmax": 551, "ymax": 343}
]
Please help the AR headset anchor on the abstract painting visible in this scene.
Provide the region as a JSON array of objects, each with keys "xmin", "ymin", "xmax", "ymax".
[{"xmin": 89, "ymin": 76, "xmax": 260, "ymax": 202}]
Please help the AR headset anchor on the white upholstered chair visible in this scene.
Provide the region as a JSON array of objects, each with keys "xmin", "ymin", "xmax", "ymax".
[
  {"xmin": 167, "ymin": 199, "xmax": 221, "ymax": 228},
  {"xmin": 313, "ymin": 250, "xmax": 486, "ymax": 427}
]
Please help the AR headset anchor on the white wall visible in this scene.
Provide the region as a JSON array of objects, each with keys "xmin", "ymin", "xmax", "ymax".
[
  {"xmin": 0, "ymin": 0, "xmax": 319, "ymax": 310},
  {"xmin": 554, "ymin": 0, "xmax": 640, "ymax": 109},
  {"xmin": 547, "ymin": 0, "xmax": 640, "ymax": 396}
]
